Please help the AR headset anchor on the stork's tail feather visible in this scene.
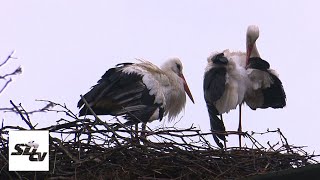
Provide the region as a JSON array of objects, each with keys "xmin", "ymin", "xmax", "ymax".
[{"xmin": 206, "ymin": 103, "xmax": 226, "ymax": 148}]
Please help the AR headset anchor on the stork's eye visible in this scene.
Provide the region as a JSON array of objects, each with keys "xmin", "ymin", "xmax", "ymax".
[{"xmin": 176, "ymin": 63, "xmax": 181, "ymax": 71}]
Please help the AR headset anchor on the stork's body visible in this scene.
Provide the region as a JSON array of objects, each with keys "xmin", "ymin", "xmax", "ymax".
[
  {"xmin": 204, "ymin": 25, "xmax": 286, "ymax": 148},
  {"xmin": 203, "ymin": 50, "xmax": 249, "ymax": 148},
  {"xmin": 235, "ymin": 25, "xmax": 286, "ymax": 147},
  {"xmin": 244, "ymin": 25, "xmax": 286, "ymax": 110},
  {"xmin": 77, "ymin": 58, "xmax": 194, "ymax": 128}
]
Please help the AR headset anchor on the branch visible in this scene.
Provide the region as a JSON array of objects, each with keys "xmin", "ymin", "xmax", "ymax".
[
  {"xmin": 0, "ymin": 50, "xmax": 16, "ymax": 67},
  {"xmin": 0, "ymin": 78, "xmax": 12, "ymax": 94},
  {"xmin": 0, "ymin": 67, "xmax": 22, "ymax": 80},
  {"xmin": 9, "ymin": 100, "xmax": 34, "ymax": 130}
]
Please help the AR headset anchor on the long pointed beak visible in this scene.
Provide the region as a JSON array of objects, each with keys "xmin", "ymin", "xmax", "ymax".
[{"xmin": 179, "ymin": 73, "xmax": 195, "ymax": 104}]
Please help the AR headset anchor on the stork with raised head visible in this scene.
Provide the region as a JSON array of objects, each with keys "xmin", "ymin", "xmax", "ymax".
[
  {"xmin": 77, "ymin": 58, "xmax": 195, "ymax": 132},
  {"xmin": 203, "ymin": 50, "xmax": 249, "ymax": 148},
  {"xmin": 232, "ymin": 25, "xmax": 286, "ymax": 147},
  {"xmin": 204, "ymin": 25, "xmax": 286, "ymax": 148},
  {"xmin": 244, "ymin": 25, "xmax": 286, "ymax": 111}
]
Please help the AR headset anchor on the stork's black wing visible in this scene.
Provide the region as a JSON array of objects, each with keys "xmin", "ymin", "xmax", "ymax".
[
  {"xmin": 203, "ymin": 67, "xmax": 227, "ymax": 148},
  {"xmin": 261, "ymin": 73, "xmax": 286, "ymax": 108},
  {"xmin": 247, "ymin": 57, "xmax": 286, "ymax": 109},
  {"xmin": 77, "ymin": 63, "xmax": 164, "ymax": 124},
  {"xmin": 247, "ymin": 57, "xmax": 270, "ymax": 70},
  {"xmin": 204, "ymin": 67, "xmax": 227, "ymax": 103}
]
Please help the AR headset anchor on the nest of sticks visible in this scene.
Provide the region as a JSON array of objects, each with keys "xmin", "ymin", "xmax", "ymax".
[{"xmin": 0, "ymin": 100, "xmax": 318, "ymax": 180}]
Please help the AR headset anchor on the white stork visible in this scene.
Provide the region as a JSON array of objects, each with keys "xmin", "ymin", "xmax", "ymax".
[
  {"xmin": 244, "ymin": 25, "xmax": 286, "ymax": 111},
  {"xmin": 203, "ymin": 50, "xmax": 249, "ymax": 148},
  {"xmin": 204, "ymin": 25, "xmax": 286, "ymax": 148},
  {"xmin": 77, "ymin": 58, "xmax": 195, "ymax": 131}
]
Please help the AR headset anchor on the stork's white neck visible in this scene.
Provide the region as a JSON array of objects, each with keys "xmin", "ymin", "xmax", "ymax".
[
  {"xmin": 250, "ymin": 43, "xmax": 260, "ymax": 58},
  {"xmin": 246, "ymin": 25, "xmax": 260, "ymax": 58}
]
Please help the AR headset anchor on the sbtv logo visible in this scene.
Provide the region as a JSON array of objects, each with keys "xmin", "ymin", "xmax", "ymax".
[{"xmin": 9, "ymin": 130, "xmax": 49, "ymax": 171}]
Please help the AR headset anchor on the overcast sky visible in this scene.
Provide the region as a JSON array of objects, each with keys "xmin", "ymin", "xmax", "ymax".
[{"xmin": 1, "ymin": 1, "xmax": 320, "ymax": 154}]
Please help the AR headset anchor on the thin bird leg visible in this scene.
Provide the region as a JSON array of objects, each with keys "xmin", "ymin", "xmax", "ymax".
[
  {"xmin": 141, "ymin": 122, "xmax": 147, "ymax": 138},
  {"xmin": 238, "ymin": 104, "xmax": 242, "ymax": 148},
  {"xmin": 220, "ymin": 115, "xmax": 227, "ymax": 149}
]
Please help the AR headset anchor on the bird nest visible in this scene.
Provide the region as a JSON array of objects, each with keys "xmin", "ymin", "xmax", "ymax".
[{"xmin": 0, "ymin": 100, "xmax": 318, "ymax": 179}]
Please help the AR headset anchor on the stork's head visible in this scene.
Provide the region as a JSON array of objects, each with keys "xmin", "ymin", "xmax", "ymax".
[
  {"xmin": 246, "ymin": 25, "xmax": 260, "ymax": 64},
  {"xmin": 162, "ymin": 58, "xmax": 195, "ymax": 104}
]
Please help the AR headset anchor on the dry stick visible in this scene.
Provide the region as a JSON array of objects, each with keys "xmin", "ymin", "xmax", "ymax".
[
  {"xmin": 267, "ymin": 141, "xmax": 279, "ymax": 151},
  {"xmin": 36, "ymin": 100, "xmax": 78, "ymax": 119},
  {"xmin": 0, "ymin": 107, "xmax": 14, "ymax": 112},
  {"xmin": 50, "ymin": 136, "xmax": 81, "ymax": 164},
  {"xmin": 173, "ymin": 146, "xmax": 217, "ymax": 175},
  {"xmin": 277, "ymin": 128, "xmax": 294, "ymax": 154},
  {"xmin": 0, "ymin": 67, "xmax": 22, "ymax": 80},
  {"xmin": 2, "ymin": 118, "xmax": 4, "ymax": 129},
  {"xmin": 147, "ymin": 130, "xmax": 241, "ymax": 139},
  {"xmin": 52, "ymin": 151, "xmax": 57, "ymax": 174},
  {"xmin": 245, "ymin": 133, "xmax": 266, "ymax": 151},
  {"xmin": 113, "ymin": 116, "xmax": 136, "ymax": 135},
  {"xmin": 18, "ymin": 102, "xmax": 35, "ymax": 127},
  {"xmin": 197, "ymin": 131, "xmax": 213, "ymax": 150},
  {"xmin": 9, "ymin": 100, "xmax": 34, "ymax": 130},
  {"xmin": 80, "ymin": 95, "xmax": 122, "ymax": 145},
  {"xmin": 38, "ymin": 119, "xmax": 91, "ymax": 131},
  {"xmin": 118, "ymin": 105, "xmax": 150, "ymax": 139},
  {"xmin": 0, "ymin": 50, "xmax": 16, "ymax": 67},
  {"xmin": 0, "ymin": 78, "xmax": 12, "ymax": 94},
  {"xmin": 251, "ymin": 128, "xmax": 286, "ymax": 138}
]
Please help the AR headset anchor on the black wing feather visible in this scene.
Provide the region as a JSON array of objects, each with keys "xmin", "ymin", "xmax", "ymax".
[
  {"xmin": 247, "ymin": 57, "xmax": 270, "ymax": 70},
  {"xmin": 203, "ymin": 67, "xmax": 227, "ymax": 148},
  {"xmin": 246, "ymin": 57, "xmax": 286, "ymax": 109},
  {"xmin": 203, "ymin": 67, "xmax": 227, "ymax": 103},
  {"xmin": 260, "ymin": 73, "xmax": 286, "ymax": 108},
  {"xmin": 78, "ymin": 63, "xmax": 163, "ymax": 123}
]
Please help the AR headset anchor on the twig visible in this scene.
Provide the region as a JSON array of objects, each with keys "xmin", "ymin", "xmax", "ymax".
[
  {"xmin": 0, "ymin": 67, "xmax": 22, "ymax": 79},
  {"xmin": 80, "ymin": 95, "xmax": 122, "ymax": 145},
  {"xmin": 0, "ymin": 50, "xmax": 16, "ymax": 67},
  {"xmin": 0, "ymin": 78, "xmax": 12, "ymax": 94},
  {"xmin": 9, "ymin": 100, "xmax": 34, "ymax": 130}
]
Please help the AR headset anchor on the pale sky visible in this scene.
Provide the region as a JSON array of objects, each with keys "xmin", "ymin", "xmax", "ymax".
[{"xmin": 1, "ymin": 1, "xmax": 320, "ymax": 154}]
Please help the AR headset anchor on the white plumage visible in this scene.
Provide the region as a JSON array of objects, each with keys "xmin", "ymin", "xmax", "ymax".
[
  {"xmin": 244, "ymin": 25, "xmax": 286, "ymax": 110},
  {"xmin": 204, "ymin": 50, "xmax": 249, "ymax": 148},
  {"xmin": 78, "ymin": 58, "xmax": 194, "ymax": 127},
  {"xmin": 205, "ymin": 50, "xmax": 249, "ymax": 114},
  {"xmin": 204, "ymin": 25, "xmax": 286, "ymax": 148}
]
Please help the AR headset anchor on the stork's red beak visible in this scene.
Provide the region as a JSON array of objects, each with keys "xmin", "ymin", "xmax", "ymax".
[{"xmin": 179, "ymin": 73, "xmax": 195, "ymax": 104}]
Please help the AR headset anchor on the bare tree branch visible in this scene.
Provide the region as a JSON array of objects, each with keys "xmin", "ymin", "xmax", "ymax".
[
  {"xmin": 0, "ymin": 50, "xmax": 16, "ymax": 67},
  {"xmin": 0, "ymin": 66, "xmax": 22, "ymax": 79},
  {"xmin": 0, "ymin": 51, "xmax": 21, "ymax": 95},
  {"xmin": 0, "ymin": 78, "xmax": 12, "ymax": 94}
]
